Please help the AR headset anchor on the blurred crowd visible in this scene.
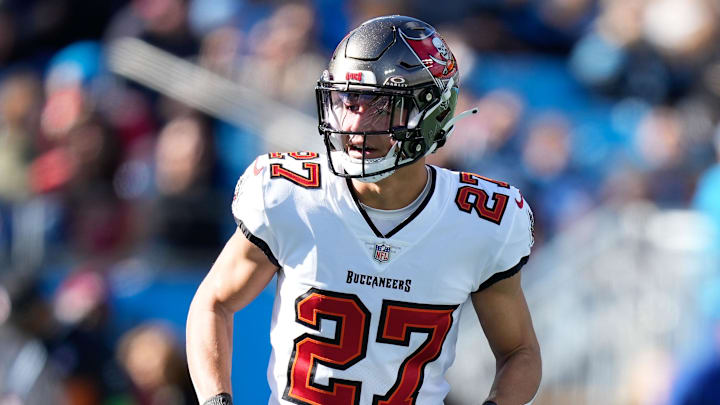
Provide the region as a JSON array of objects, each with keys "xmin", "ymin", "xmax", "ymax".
[{"xmin": 0, "ymin": 0, "xmax": 719, "ymax": 404}]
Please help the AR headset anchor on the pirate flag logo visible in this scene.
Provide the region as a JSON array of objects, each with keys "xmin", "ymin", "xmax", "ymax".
[{"xmin": 400, "ymin": 30, "xmax": 457, "ymax": 79}]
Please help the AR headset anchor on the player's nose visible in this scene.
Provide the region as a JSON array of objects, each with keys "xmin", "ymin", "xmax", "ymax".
[{"xmin": 347, "ymin": 134, "xmax": 367, "ymax": 147}]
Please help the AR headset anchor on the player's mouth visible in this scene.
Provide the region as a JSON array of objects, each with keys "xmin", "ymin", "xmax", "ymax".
[{"xmin": 347, "ymin": 144, "xmax": 383, "ymax": 159}]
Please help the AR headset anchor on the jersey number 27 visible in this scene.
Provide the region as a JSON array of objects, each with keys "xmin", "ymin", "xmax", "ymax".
[{"xmin": 283, "ymin": 288, "xmax": 458, "ymax": 405}]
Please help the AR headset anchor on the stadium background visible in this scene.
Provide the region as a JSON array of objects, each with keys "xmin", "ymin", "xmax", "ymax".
[{"xmin": 0, "ymin": 0, "xmax": 719, "ymax": 404}]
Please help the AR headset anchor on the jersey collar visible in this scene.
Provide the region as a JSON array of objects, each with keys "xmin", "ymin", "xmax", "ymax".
[{"xmin": 345, "ymin": 166, "xmax": 437, "ymax": 239}]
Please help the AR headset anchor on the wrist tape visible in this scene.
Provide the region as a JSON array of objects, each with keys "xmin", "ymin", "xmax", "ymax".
[{"xmin": 203, "ymin": 392, "xmax": 232, "ymax": 405}]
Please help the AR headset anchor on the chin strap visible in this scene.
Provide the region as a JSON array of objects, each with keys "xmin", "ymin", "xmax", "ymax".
[{"xmin": 441, "ymin": 107, "xmax": 479, "ymax": 135}]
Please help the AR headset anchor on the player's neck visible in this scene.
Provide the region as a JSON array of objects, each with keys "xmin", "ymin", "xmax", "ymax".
[{"xmin": 351, "ymin": 159, "xmax": 429, "ymax": 210}]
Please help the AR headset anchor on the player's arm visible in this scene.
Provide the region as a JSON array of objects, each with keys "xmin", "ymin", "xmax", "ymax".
[
  {"xmin": 471, "ymin": 270, "xmax": 541, "ymax": 405},
  {"xmin": 186, "ymin": 228, "xmax": 278, "ymax": 404}
]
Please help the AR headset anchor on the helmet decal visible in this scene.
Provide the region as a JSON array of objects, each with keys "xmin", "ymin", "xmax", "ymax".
[
  {"xmin": 383, "ymin": 75, "xmax": 408, "ymax": 87},
  {"xmin": 400, "ymin": 31, "xmax": 457, "ymax": 79},
  {"xmin": 343, "ymin": 70, "xmax": 377, "ymax": 84}
]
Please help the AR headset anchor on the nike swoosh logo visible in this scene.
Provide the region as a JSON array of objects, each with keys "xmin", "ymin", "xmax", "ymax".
[
  {"xmin": 515, "ymin": 196, "xmax": 524, "ymax": 208},
  {"xmin": 253, "ymin": 158, "xmax": 264, "ymax": 176}
]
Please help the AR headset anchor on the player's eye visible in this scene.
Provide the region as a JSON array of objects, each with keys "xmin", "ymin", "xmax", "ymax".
[{"xmin": 344, "ymin": 103, "xmax": 361, "ymax": 113}]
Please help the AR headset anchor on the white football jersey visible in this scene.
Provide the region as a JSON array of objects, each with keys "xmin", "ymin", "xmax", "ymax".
[{"xmin": 231, "ymin": 152, "xmax": 534, "ymax": 405}]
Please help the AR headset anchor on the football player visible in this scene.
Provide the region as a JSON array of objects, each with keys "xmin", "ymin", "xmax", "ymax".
[{"xmin": 187, "ymin": 15, "xmax": 541, "ymax": 405}]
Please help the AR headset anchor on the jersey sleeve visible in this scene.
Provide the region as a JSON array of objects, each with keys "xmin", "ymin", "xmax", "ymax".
[
  {"xmin": 476, "ymin": 186, "xmax": 534, "ymax": 291},
  {"xmin": 231, "ymin": 155, "xmax": 281, "ymax": 268}
]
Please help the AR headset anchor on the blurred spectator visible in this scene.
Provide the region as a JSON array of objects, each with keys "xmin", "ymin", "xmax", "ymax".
[
  {"xmin": 0, "ymin": 71, "xmax": 42, "ymax": 203},
  {"xmin": 198, "ymin": 26, "xmax": 244, "ymax": 78},
  {"xmin": 642, "ymin": 0, "xmax": 717, "ymax": 64},
  {"xmin": 64, "ymin": 116, "xmax": 123, "ymax": 194},
  {"xmin": 151, "ymin": 114, "xmax": 223, "ymax": 263},
  {"xmin": 154, "ymin": 116, "xmax": 210, "ymax": 196},
  {"xmin": 634, "ymin": 107, "xmax": 684, "ymax": 170},
  {"xmin": 0, "ymin": 273, "xmax": 66, "ymax": 404},
  {"xmin": 520, "ymin": 113, "xmax": 594, "ymax": 239},
  {"xmin": 634, "ymin": 106, "xmax": 699, "ymax": 206},
  {"xmin": 49, "ymin": 269, "xmax": 135, "ymax": 405},
  {"xmin": 600, "ymin": 165, "xmax": 651, "ymax": 207},
  {"xmin": 116, "ymin": 322, "xmax": 195, "ymax": 405},
  {"xmin": 106, "ymin": 0, "xmax": 199, "ymax": 58},
  {"xmin": 522, "ymin": 112, "xmax": 572, "ymax": 179},
  {"xmin": 31, "ymin": 41, "xmax": 110, "ymax": 195},
  {"xmin": 51, "ymin": 116, "xmax": 134, "ymax": 261},
  {"xmin": 236, "ymin": 2, "xmax": 326, "ymax": 113},
  {"xmin": 571, "ymin": 0, "xmax": 719, "ymax": 103}
]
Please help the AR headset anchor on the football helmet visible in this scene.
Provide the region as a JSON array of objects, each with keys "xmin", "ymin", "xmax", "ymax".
[{"xmin": 316, "ymin": 15, "xmax": 477, "ymax": 182}]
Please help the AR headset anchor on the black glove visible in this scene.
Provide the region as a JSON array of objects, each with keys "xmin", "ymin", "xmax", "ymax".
[{"xmin": 203, "ymin": 392, "xmax": 232, "ymax": 405}]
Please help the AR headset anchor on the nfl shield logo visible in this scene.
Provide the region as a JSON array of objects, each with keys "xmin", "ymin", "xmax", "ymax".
[{"xmin": 373, "ymin": 244, "xmax": 392, "ymax": 263}]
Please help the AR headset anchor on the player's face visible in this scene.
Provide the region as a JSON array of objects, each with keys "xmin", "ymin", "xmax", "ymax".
[{"xmin": 332, "ymin": 92, "xmax": 400, "ymax": 159}]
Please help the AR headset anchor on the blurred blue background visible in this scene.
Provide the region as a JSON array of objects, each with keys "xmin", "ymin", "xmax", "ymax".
[{"xmin": 0, "ymin": 0, "xmax": 719, "ymax": 404}]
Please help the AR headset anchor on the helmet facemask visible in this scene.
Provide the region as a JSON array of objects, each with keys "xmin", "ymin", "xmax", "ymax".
[{"xmin": 316, "ymin": 80, "xmax": 446, "ymax": 182}]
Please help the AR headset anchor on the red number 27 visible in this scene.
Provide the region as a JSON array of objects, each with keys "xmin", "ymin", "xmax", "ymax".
[{"xmin": 283, "ymin": 288, "xmax": 457, "ymax": 405}]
